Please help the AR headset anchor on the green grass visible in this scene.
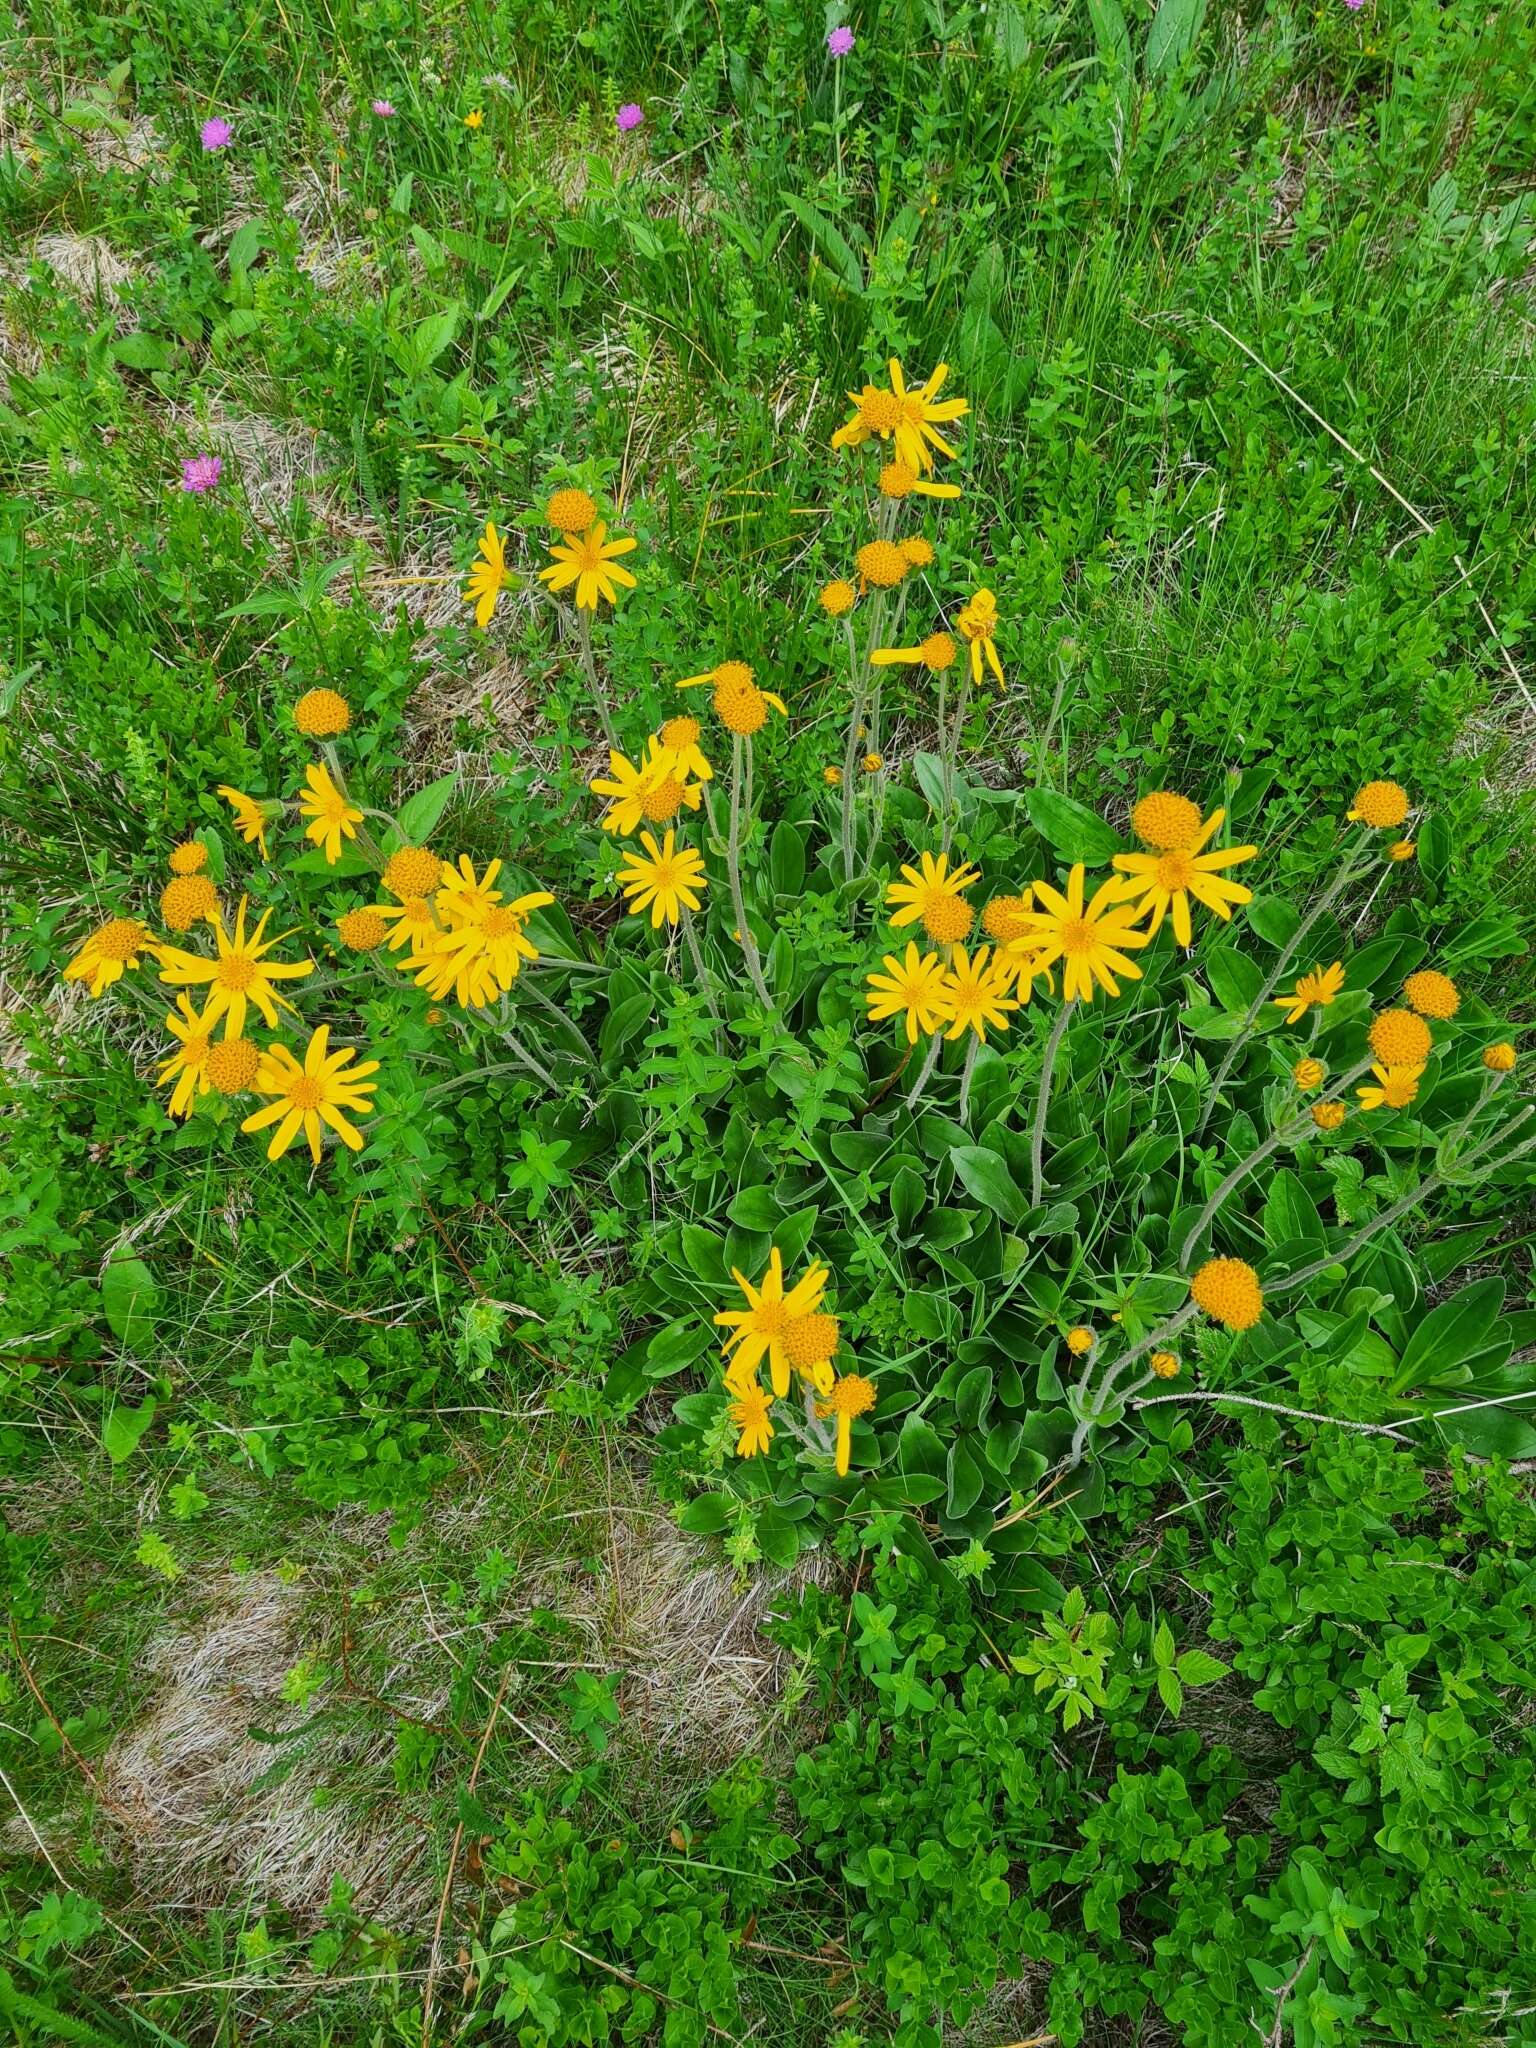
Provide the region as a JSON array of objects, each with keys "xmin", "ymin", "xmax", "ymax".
[{"xmin": 3, "ymin": 0, "xmax": 1536, "ymax": 2042}]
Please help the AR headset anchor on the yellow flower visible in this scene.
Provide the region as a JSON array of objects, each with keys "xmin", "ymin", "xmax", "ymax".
[
  {"xmin": 241, "ymin": 1025, "xmax": 381, "ymax": 1164},
  {"xmin": 1129, "ymin": 791, "xmax": 1203, "ymax": 850},
  {"xmin": 982, "ymin": 892, "xmax": 1035, "ymax": 942},
  {"xmin": 941, "ymin": 945, "xmax": 1019, "ymax": 1041},
  {"xmin": 1389, "ymin": 840, "xmax": 1416, "ymax": 862},
  {"xmin": 899, "ymin": 536, "xmax": 934, "ymax": 568},
  {"xmin": 382, "ymin": 845, "xmax": 443, "ymax": 899},
  {"xmin": 819, "ymin": 579, "xmax": 857, "ymax": 617},
  {"xmin": 871, "ymin": 632, "xmax": 957, "ymax": 673},
  {"xmin": 1108, "ymin": 807, "xmax": 1258, "ymax": 947},
  {"xmin": 156, "ymin": 995, "xmax": 218, "ymax": 1118},
  {"xmin": 546, "ymin": 486, "xmax": 598, "ymax": 535},
  {"xmin": 825, "ymin": 1373, "xmax": 877, "ymax": 1476},
  {"xmin": 783, "ymin": 1313, "xmax": 841, "ymax": 1398},
  {"xmin": 823, "ymin": 765, "xmax": 843, "ymax": 786},
  {"xmin": 1369, "ymin": 1008, "xmax": 1432, "ymax": 1067},
  {"xmin": 435, "ymin": 853, "xmax": 504, "ymax": 928},
  {"xmin": 831, "ymin": 380, "xmax": 902, "ymax": 455},
  {"xmin": 1007, "ymin": 863, "xmax": 1151, "ymax": 1003},
  {"xmin": 677, "ymin": 661, "xmax": 786, "ymax": 737},
  {"xmin": 886, "ymin": 850, "xmax": 981, "ymax": 944},
  {"xmin": 1347, "ymin": 780, "xmax": 1409, "ymax": 828},
  {"xmin": 1066, "ymin": 1326, "xmax": 1094, "ymax": 1356},
  {"xmin": 729, "ymin": 1382, "xmax": 775, "ymax": 1458},
  {"xmin": 1483, "ymin": 1042, "xmax": 1517, "ymax": 1074},
  {"xmin": 855, "ymin": 538, "xmax": 908, "ymax": 589},
  {"xmin": 1402, "ymin": 969, "xmax": 1459, "ymax": 1020},
  {"xmin": 205, "ymin": 1036, "xmax": 260, "ymax": 1097},
  {"xmin": 156, "ymin": 896, "xmax": 314, "ymax": 1039},
  {"xmin": 463, "ymin": 108, "xmax": 484, "ymax": 128},
  {"xmin": 168, "ymin": 840, "xmax": 208, "ymax": 876},
  {"xmin": 1293, "ymin": 1057, "xmax": 1326, "ymax": 1091},
  {"xmin": 1272, "ymin": 960, "xmax": 1345, "ymax": 1025},
  {"xmin": 878, "ymin": 459, "xmax": 961, "ymax": 501},
  {"xmin": 1149, "ymin": 1351, "xmax": 1180, "ymax": 1379},
  {"xmin": 954, "ymin": 588, "xmax": 1004, "ymax": 687},
  {"xmin": 538, "ymin": 521, "xmax": 639, "ymax": 611},
  {"xmin": 1190, "ymin": 1257, "xmax": 1264, "ymax": 1331},
  {"xmin": 298, "ymin": 760, "xmax": 364, "ymax": 865},
  {"xmin": 864, "ymin": 942, "xmax": 953, "ymax": 1043},
  {"xmin": 294, "ymin": 687, "xmax": 351, "ymax": 737},
  {"xmin": 1357, "ymin": 1063, "xmax": 1423, "ymax": 1112},
  {"xmin": 463, "ymin": 521, "xmax": 510, "ymax": 629},
  {"xmin": 589, "ymin": 741, "xmax": 701, "ymax": 835},
  {"xmin": 658, "ymin": 715, "xmax": 713, "ymax": 783},
  {"xmin": 862, "ymin": 752, "xmax": 883, "ymax": 774},
  {"xmin": 369, "ymin": 893, "xmax": 440, "ymax": 957},
  {"xmin": 615, "ymin": 830, "xmax": 707, "ymax": 928},
  {"xmin": 216, "ymin": 785, "xmax": 276, "ymax": 860},
  {"xmin": 716, "ymin": 1248, "xmax": 830, "ymax": 1399},
  {"xmin": 1312, "ymin": 1100, "xmax": 1347, "ymax": 1131},
  {"xmin": 336, "ymin": 907, "xmax": 388, "ymax": 951},
  {"xmin": 409, "ymin": 890, "xmax": 554, "ymax": 1007},
  {"xmin": 887, "ymin": 358, "xmax": 968, "ymax": 473},
  {"xmin": 160, "ymin": 873, "xmax": 221, "ymax": 932}
]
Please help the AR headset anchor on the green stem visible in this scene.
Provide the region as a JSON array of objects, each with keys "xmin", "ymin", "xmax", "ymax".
[
  {"xmin": 904, "ymin": 1032, "xmax": 945, "ymax": 1111},
  {"xmin": 957, "ymin": 1034, "xmax": 981, "ymax": 1123},
  {"xmin": 1029, "ymin": 999, "xmax": 1074, "ymax": 1209},
  {"xmin": 727, "ymin": 734, "xmax": 774, "ymax": 1012},
  {"xmin": 577, "ymin": 609, "xmax": 618, "ymax": 749}
]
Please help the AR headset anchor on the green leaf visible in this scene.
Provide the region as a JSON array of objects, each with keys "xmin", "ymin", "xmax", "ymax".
[
  {"xmin": 599, "ymin": 991, "xmax": 653, "ymax": 1064},
  {"xmin": 755, "ymin": 1506, "xmax": 802, "ymax": 1567},
  {"xmin": 1156, "ymin": 1667, "xmax": 1184, "ymax": 1716},
  {"xmin": 769, "ymin": 822, "xmax": 806, "ymax": 896},
  {"xmin": 111, "ymin": 331, "xmax": 172, "ymax": 372},
  {"xmin": 102, "ymin": 1398, "xmax": 157, "ymax": 1465},
  {"xmin": 955, "ymin": 1365, "xmax": 994, "ymax": 1431},
  {"xmin": 1263, "ymin": 1170, "xmax": 1325, "ymax": 1251},
  {"xmin": 945, "ymin": 1440, "xmax": 985, "ymax": 1519},
  {"xmin": 1152, "ymin": 1618, "xmax": 1176, "ymax": 1669},
  {"xmin": 678, "ymin": 1494, "xmax": 732, "ymax": 1535},
  {"xmin": 948, "ymin": 1145, "xmax": 1028, "ymax": 1227},
  {"xmin": 779, "ymin": 191, "xmax": 865, "ymax": 295},
  {"xmin": 1087, "ymin": 0, "xmax": 1131, "ymax": 70},
  {"xmin": 727, "ymin": 1184, "xmax": 781, "ymax": 1231},
  {"xmin": 1175, "ymin": 1648, "xmax": 1231, "ymax": 1686},
  {"xmin": 1204, "ymin": 946, "xmax": 1265, "ymax": 1015},
  {"xmin": 1391, "ymin": 1278, "xmax": 1506, "ymax": 1395},
  {"xmin": 1024, "ymin": 788, "xmax": 1121, "ymax": 863},
  {"xmin": 644, "ymin": 1317, "xmax": 713, "ymax": 1378},
  {"xmin": 396, "ymin": 772, "xmax": 456, "ymax": 844},
  {"xmin": 102, "ymin": 1254, "xmax": 158, "ymax": 1350},
  {"xmin": 1146, "ymin": 0, "xmax": 1207, "ymax": 77}
]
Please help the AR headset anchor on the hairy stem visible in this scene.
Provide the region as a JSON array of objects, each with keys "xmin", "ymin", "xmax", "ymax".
[
  {"xmin": 727, "ymin": 734, "xmax": 775, "ymax": 1012},
  {"xmin": 1029, "ymin": 999, "xmax": 1074, "ymax": 1209}
]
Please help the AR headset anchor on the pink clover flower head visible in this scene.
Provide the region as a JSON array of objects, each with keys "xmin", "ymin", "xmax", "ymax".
[
  {"xmin": 181, "ymin": 455, "xmax": 223, "ymax": 495},
  {"xmin": 827, "ymin": 25, "xmax": 855, "ymax": 56},
  {"xmin": 200, "ymin": 117, "xmax": 233, "ymax": 152},
  {"xmin": 616, "ymin": 102, "xmax": 644, "ymax": 132},
  {"xmin": 1343, "ymin": 0, "xmax": 1364, "ymax": 8},
  {"xmin": 371, "ymin": 98, "xmax": 396, "ymax": 117}
]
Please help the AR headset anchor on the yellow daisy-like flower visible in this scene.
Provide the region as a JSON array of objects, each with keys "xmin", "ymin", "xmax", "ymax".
[
  {"xmin": 878, "ymin": 459, "xmax": 961, "ymax": 501},
  {"xmin": 216, "ymin": 785, "xmax": 276, "ymax": 860},
  {"xmin": 1347, "ymin": 780, "xmax": 1409, "ymax": 828},
  {"xmin": 538, "ymin": 521, "xmax": 639, "ymax": 611},
  {"xmin": 677, "ymin": 661, "xmax": 787, "ymax": 737},
  {"xmin": 160, "ymin": 873, "xmax": 221, "ymax": 933},
  {"xmin": 1293, "ymin": 1057, "xmax": 1326, "ymax": 1091},
  {"xmin": 941, "ymin": 945, "xmax": 1019, "ymax": 1041},
  {"xmin": 1149, "ymin": 1351, "xmax": 1181, "ymax": 1380},
  {"xmin": 864, "ymin": 942, "xmax": 953, "ymax": 1043},
  {"xmin": 1312, "ymin": 1100, "xmax": 1347, "ymax": 1131},
  {"xmin": 823, "ymin": 765, "xmax": 843, "ymax": 786},
  {"xmin": 1389, "ymin": 840, "xmax": 1416, "ymax": 862},
  {"xmin": 716, "ymin": 1248, "xmax": 830, "ymax": 1400},
  {"xmin": 156, "ymin": 995, "xmax": 218, "ymax": 1118},
  {"xmin": 463, "ymin": 109, "xmax": 484, "ymax": 129},
  {"xmin": 783, "ymin": 1313, "xmax": 841, "ymax": 1398},
  {"xmin": 1483, "ymin": 1042, "xmax": 1517, "ymax": 1073},
  {"xmin": 862, "ymin": 752, "xmax": 883, "ymax": 774},
  {"xmin": 589, "ymin": 741, "xmax": 701, "ymax": 835},
  {"xmin": 1007, "ymin": 863, "xmax": 1152, "ymax": 1003},
  {"xmin": 156, "ymin": 897, "xmax": 314, "ymax": 1039},
  {"xmin": 294, "ymin": 687, "xmax": 351, "ymax": 737},
  {"xmin": 1189, "ymin": 1257, "xmax": 1264, "ymax": 1332},
  {"xmin": 546, "ymin": 487, "xmax": 598, "ymax": 535},
  {"xmin": 463, "ymin": 521, "xmax": 510, "ymax": 629},
  {"xmin": 370, "ymin": 893, "xmax": 440, "ymax": 957},
  {"xmin": 899, "ymin": 536, "xmax": 934, "ymax": 569},
  {"xmin": 1066, "ymin": 1326, "xmax": 1095, "ymax": 1356},
  {"xmin": 830, "ymin": 380, "xmax": 902, "ymax": 454},
  {"xmin": 615, "ymin": 830, "xmax": 707, "ymax": 929},
  {"xmin": 855, "ymin": 538, "xmax": 908, "ymax": 589},
  {"xmin": 382, "ymin": 845, "xmax": 443, "ymax": 900},
  {"xmin": 1272, "ymin": 960, "xmax": 1345, "ymax": 1025},
  {"xmin": 819, "ymin": 579, "xmax": 857, "ymax": 617},
  {"xmin": 886, "ymin": 850, "xmax": 981, "ymax": 944},
  {"xmin": 1108, "ymin": 807, "xmax": 1258, "ymax": 947},
  {"xmin": 336, "ymin": 908, "xmax": 388, "ymax": 952},
  {"xmin": 887, "ymin": 357, "xmax": 969, "ymax": 473},
  {"xmin": 241, "ymin": 1025, "xmax": 380, "ymax": 1164},
  {"xmin": 982, "ymin": 892, "xmax": 1035, "ymax": 942},
  {"xmin": 297, "ymin": 761, "xmax": 364, "ymax": 866},
  {"xmin": 825, "ymin": 1372, "xmax": 877, "ymax": 1476},
  {"xmin": 205, "ymin": 1036, "xmax": 260, "ymax": 1097},
  {"xmin": 1358, "ymin": 1063, "xmax": 1423, "ymax": 1112},
  {"xmin": 1369, "ymin": 1008, "xmax": 1432, "ymax": 1067},
  {"xmin": 729, "ymin": 1381, "xmax": 775, "ymax": 1458},
  {"xmin": 1402, "ymin": 969, "xmax": 1460, "ymax": 1020},
  {"xmin": 871, "ymin": 632, "xmax": 957, "ymax": 674},
  {"xmin": 408, "ymin": 890, "xmax": 554, "ymax": 1008},
  {"xmin": 954, "ymin": 588, "xmax": 1004, "ymax": 687},
  {"xmin": 435, "ymin": 854, "xmax": 504, "ymax": 928},
  {"xmin": 658, "ymin": 715, "xmax": 713, "ymax": 783},
  {"xmin": 1130, "ymin": 791, "xmax": 1203, "ymax": 850},
  {"xmin": 168, "ymin": 840, "xmax": 208, "ymax": 876}
]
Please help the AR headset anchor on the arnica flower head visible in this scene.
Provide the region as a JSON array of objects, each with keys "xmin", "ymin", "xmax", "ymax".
[
  {"xmin": 615, "ymin": 830, "xmax": 707, "ymax": 928},
  {"xmin": 63, "ymin": 917, "xmax": 158, "ymax": 998},
  {"xmin": 865, "ymin": 942, "xmax": 952, "ymax": 1043},
  {"xmin": 729, "ymin": 1381, "xmax": 774, "ymax": 1458},
  {"xmin": 371, "ymin": 99, "xmax": 396, "ymax": 117},
  {"xmin": 831, "ymin": 358, "xmax": 968, "ymax": 474},
  {"xmin": 156, "ymin": 897, "xmax": 313, "ymax": 1039},
  {"xmin": 658, "ymin": 715, "xmax": 713, "ymax": 783},
  {"xmin": 1006, "ymin": 863, "xmax": 1151, "ymax": 1004},
  {"xmin": 871, "ymin": 632, "xmax": 957, "ymax": 675},
  {"xmin": 1358, "ymin": 1063, "xmax": 1423, "ymax": 1112},
  {"xmin": 294, "ymin": 687, "xmax": 350, "ymax": 737},
  {"xmin": 879, "ymin": 460, "xmax": 959, "ymax": 502},
  {"xmin": 819, "ymin": 579, "xmax": 857, "ymax": 617},
  {"xmin": 160, "ymin": 873, "xmax": 221, "ymax": 933},
  {"xmin": 409, "ymin": 890, "xmax": 554, "ymax": 1008},
  {"xmin": 200, "ymin": 117, "xmax": 232, "ymax": 152},
  {"xmin": 464, "ymin": 521, "xmax": 510, "ymax": 629},
  {"xmin": 1130, "ymin": 790, "xmax": 1202, "ymax": 851},
  {"xmin": 855, "ymin": 538, "xmax": 907, "ymax": 589},
  {"xmin": 1066, "ymin": 1327, "xmax": 1095, "ymax": 1356},
  {"xmin": 538, "ymin": 521, "xmax": 639, "ymax": 611},
  {"xmin": 1312, "ymin": 1100, "xmax": 1347, "ymax": 1131},
  {"xmin": 716, "ymin": 1247, "xmax": 830, "ymax": 1399},
  {"xmin": 1190, "ymin": 1256, "xmax": 1264, "ymax": 1332},
  {"xmin": 336, "ymin": 907, "xmax": 388, "ymax": 952},
  {"xmin": 1402, "ymin": 969, "xmax": 1459, "ymax": 1020},
  {"xmin": 590, "ymin": 740, "xmax": 702, "ymax": 835},
  {"xmin": 955, "ymin": 588, "xmax": 1004, "ymax": 686},
  {"xmin": 463, "ymin": 109, "xmax": 484, "ymax": 129},
  {"xmin": 825, "ymin": 1373, "xmax": 876, "ymax": 1476},
  {"xmin": 1272, "ymin": 960, "xmax": 1344, "ymax": 1025},
  {"xmin": 1150, "ymin": 1351, "xmax": 1181, "ymax": 1379},
  {"xmin": 1109, "ymin": 806, "xmax": 1258, "ymax": 948},
  {"xmin": 297, "ymin": 760, "xmax": 364, "ymax": 865},
  {"xmin": 382, "ymin": 845, "xmax": 443, "ymax": 900},
  {"xmin": 241, "ymin": 1025, "xmax": 380, "ymax": 1164},
  {"xmin": 886, "ymin": 850, "xmax": 980, "ymax": 945},
  {"xmin": 169, "ymin": 840, "xmax": 208, "ymax": 876},
  {"xmin": 181, "ymin": 455, "xmax": 222, "ymax": 494},
  {"xmin": 157, "ymin": 995, "xmax": 217, "ymax": 1118},
  {"xmin": 616, "ymin": 102, "xmax": 644, "ymax": 131},
  {"xmin": 1483, "ymin": 1042, "xmax": 1517, "ymax": 1073},
  {"xmin": 546, "ymin": 486, "xmax": 598, "ymax": 535},
  {"xmin": 217, "ymin": 785, "xmax": 275, "ymax": 860},
  {"xmin": 677, "ymin": 660, "xmax": 786, "ymax": 737},
  {"xmin": 941, "ymin": 945, "xmax": 1019, "ymax": 1041},
  {"xmin": 205, "ymin": 1036, "xmax": 260, "ymax": 1097},
  {"xmin": 1369, "ymin": 1007, "xmax": 1432, "ymax": 1067},
  {"xmin": 1347, "ymin": 779, "xmax": 1409, "ymax": 828},
  {"xmin": 827, "ymin": 25, "xmax": 855, "ymax": 56}
]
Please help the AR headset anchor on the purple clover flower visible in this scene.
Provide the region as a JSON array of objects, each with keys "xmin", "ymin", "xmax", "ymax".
[
  {"xmin": 371, "ymin": 98, "xmax": 396, "ymax": 117},
  {"xmin": 200, "ymin": 117, "xmax": 232, "ymax": 152},
  {"xmin": 827, "ymin": 25, "xmax": 855, "ymax": 56},
  {"xmin": 181, "ymin": 455, "xmax": 223, "ymax": 495},
  {"xmin": 616, "ymin": 102, "xmax": 644, "ymax": 132}
]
